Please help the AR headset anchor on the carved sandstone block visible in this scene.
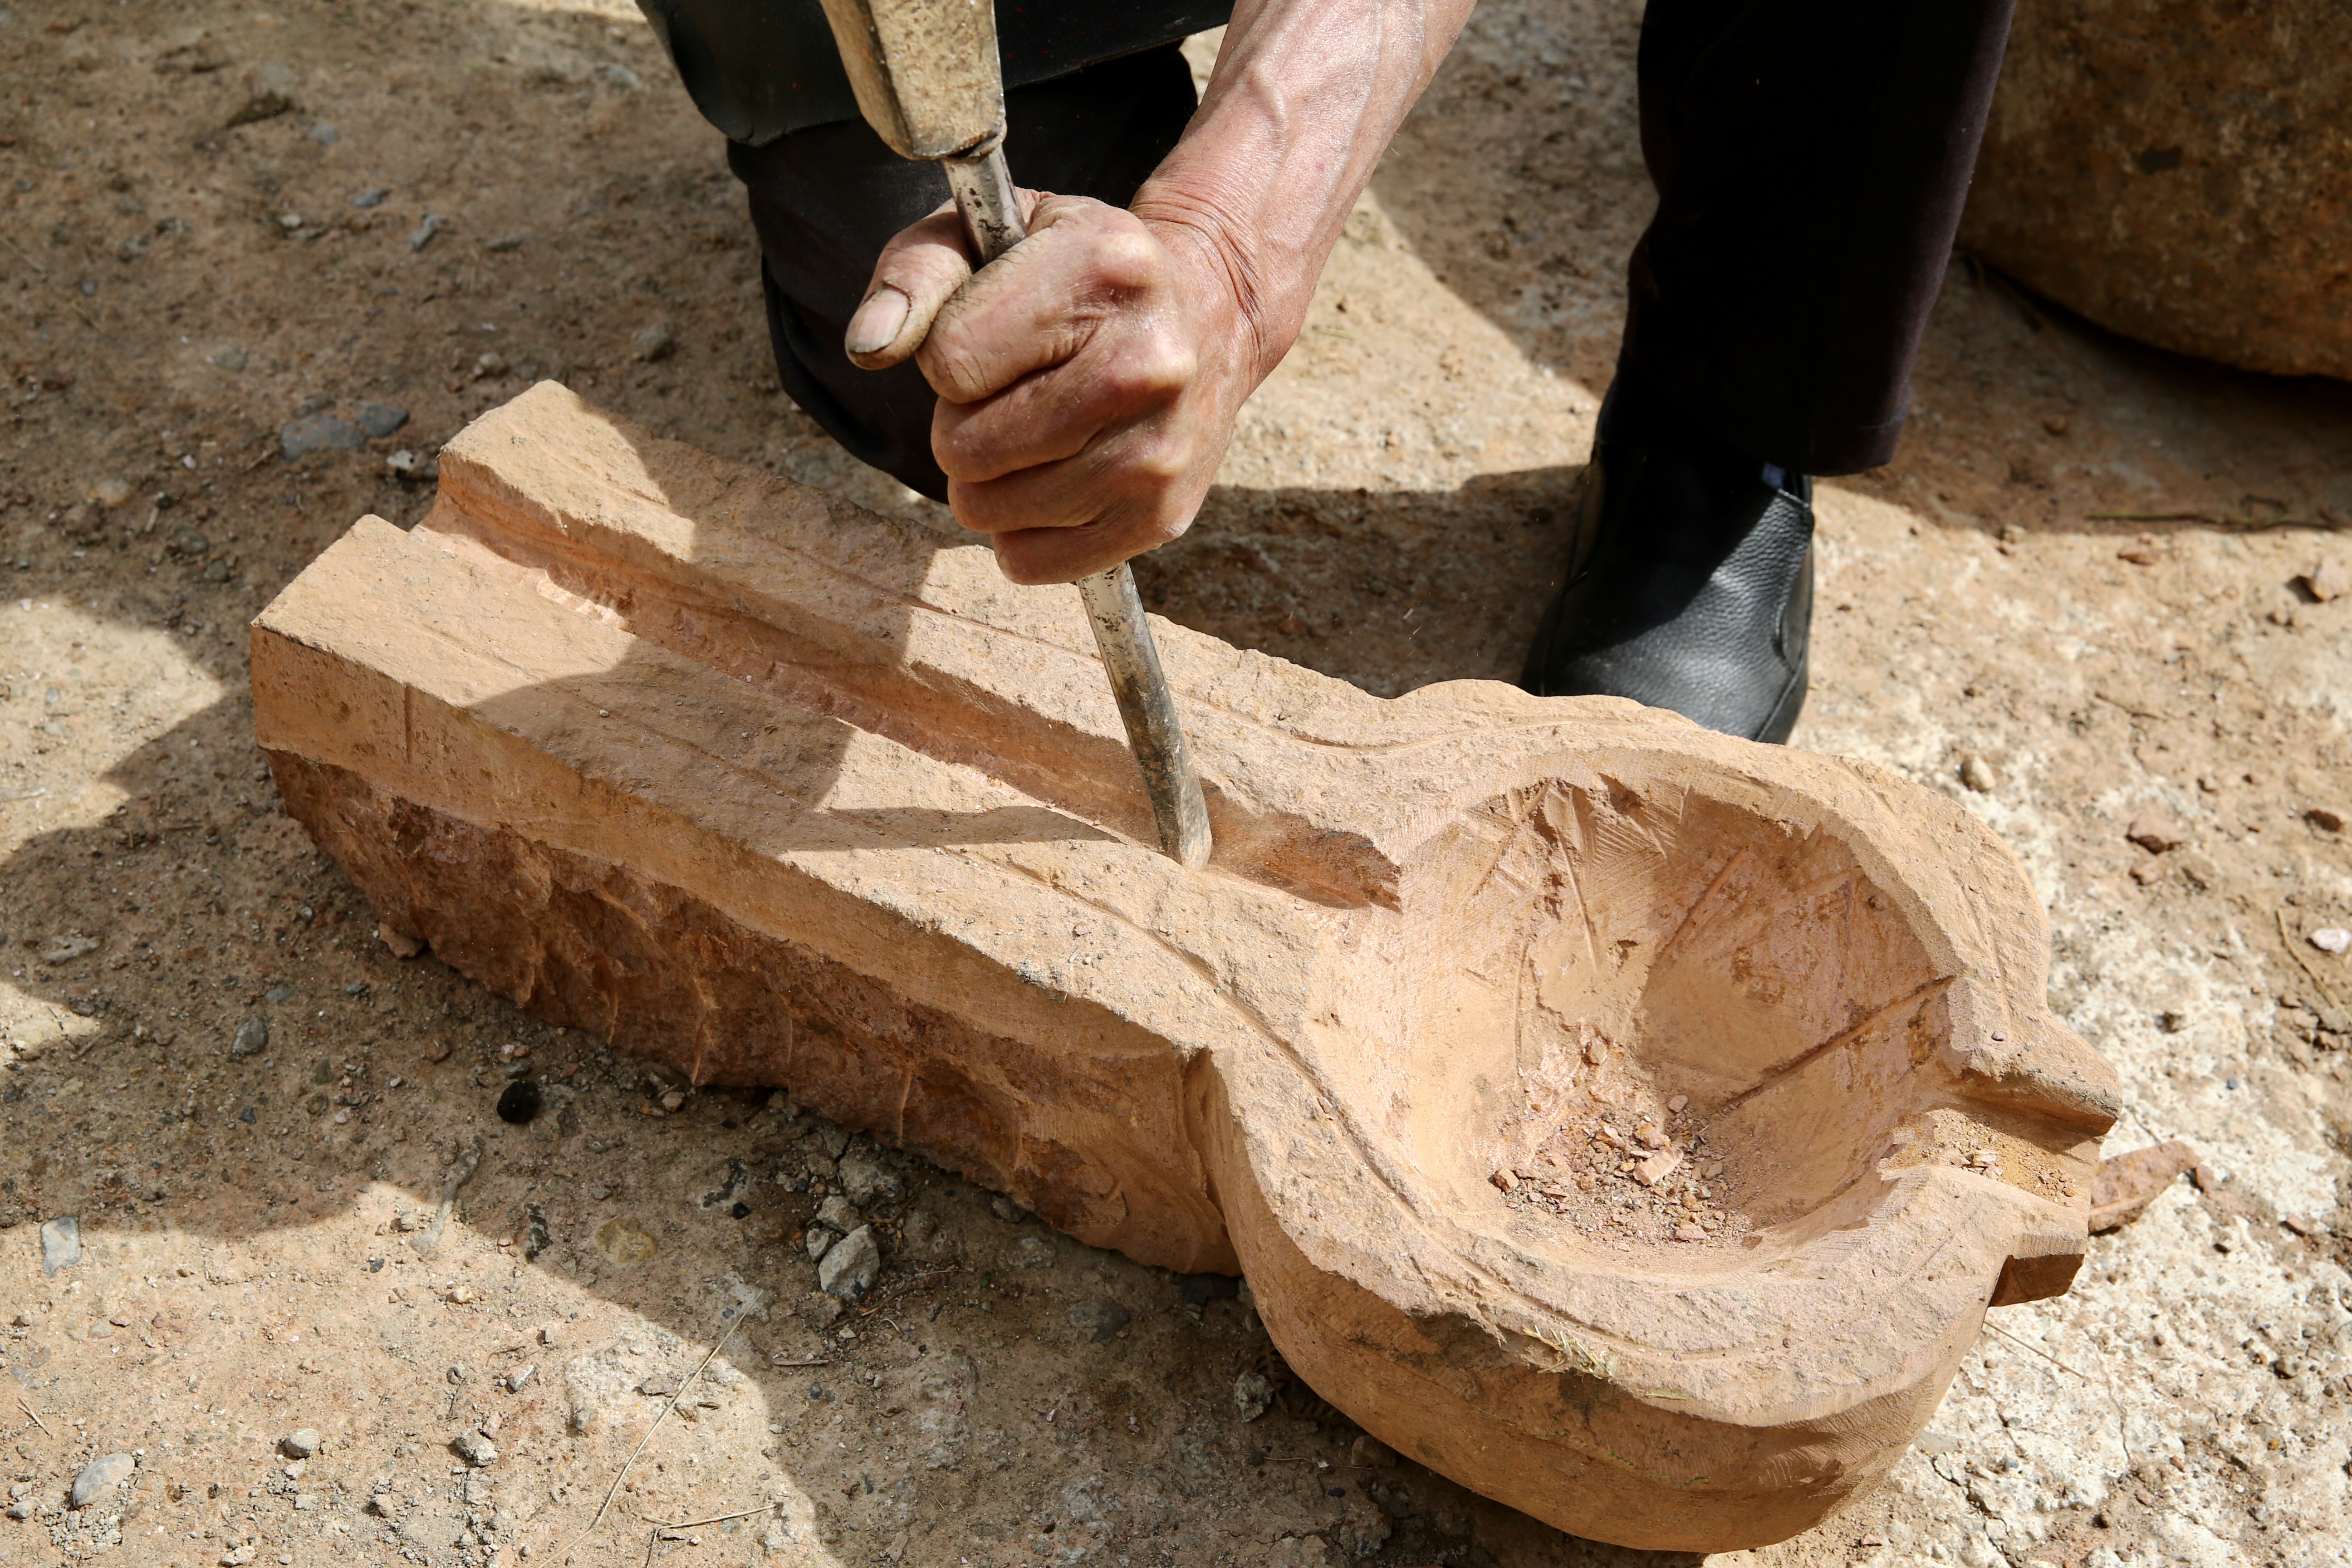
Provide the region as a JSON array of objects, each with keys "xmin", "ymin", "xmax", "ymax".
[{"xmin": 250, "ymin": 383, "xmax": 2117, "ymax": 1551}]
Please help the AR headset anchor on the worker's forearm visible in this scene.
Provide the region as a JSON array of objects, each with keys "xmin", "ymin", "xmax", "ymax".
[{"xmin": 1132, "ymin": 0, "xmax": 1476, "ymax": 385}]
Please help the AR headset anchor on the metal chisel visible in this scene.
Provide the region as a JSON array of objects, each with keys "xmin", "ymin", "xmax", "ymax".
[{"xmin": 816, "ymin": 0, "xmax": 1213, "ymax": 870}]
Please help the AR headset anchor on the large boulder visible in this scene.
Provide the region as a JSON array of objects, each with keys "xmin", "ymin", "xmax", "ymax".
[{"xmin": 1962, "ymin": 0, "xmax": 2352, "ymax": 379}]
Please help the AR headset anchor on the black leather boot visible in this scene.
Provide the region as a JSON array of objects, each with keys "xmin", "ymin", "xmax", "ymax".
[{"xmin": 1520, "ymin": 372, "xmax": 1815, "ymax": 744}]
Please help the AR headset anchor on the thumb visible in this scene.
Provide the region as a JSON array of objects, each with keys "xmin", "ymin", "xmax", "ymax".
[{"xmin": 845, "ymin": 202, "xmax": 978, "ymax": 370}]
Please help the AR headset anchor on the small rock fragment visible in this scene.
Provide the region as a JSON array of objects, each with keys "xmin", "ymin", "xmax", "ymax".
[
  {"xmin": 407, "ymin": 213, "xmax": 445, "ymax": 252},
  {"xmin": 225, "ymin": 1016, "xmax": 273, "ymax": 1062},
  {"xmin": 279, "ymin": 412, "xmax": 366, "ymax": 461},
  {"xmin": 506, "ymin": 1364, "xmax": 537, "ymax": 1393},
  {"xmin": 451, "ymin": 1428, "xmax": 497, "ymax": 1467},
  {"xmin": 351, "ymin": 186, "xmax": 391, "ymax": 209},
  {"xmin": 633, "ymin": 326, "xmax": 676, "ymax": 362},
  {"xmin": 69, "ymin": 1452, "xmax": 133, "ymax": 1508},
  {"xmin": 1672, "ymin": 1222, "xmax": 1706, "ymax": 1242},
  {"xmin": 837, "ymin": 1147, "xmax": 903, "ymax": 1206},
  {"xmin": 817, "ymin": 1224, "xmax": 881, "ymax": 1301},
  {"xmin": 1959, "ymin": 752, "xmax": 1999, "ymax": 793},
  {"xmin": 815, "ymin": 1195, "xmax": 864, "ymax": 1233},
  {"xmin": 354, "ymin": 401, "xmax": 409, "ymax": 438},
  {"xmin": 2310, "ymin": 927, "xmax": 2351, "ymax": 956},
  {"xmin": 225, "ymin": 91, "xmax": 294, "ymax": 128},
  {"xmin": 2126, "ymin": 813, "xmax": 2186, "ymax": 854},
  {"xmin": 1489, "ymin": 1169, "xmax": 1515, "ymax": 1192},
  {"xmin": 38, "ymin": 931, "xmax": 100, "ymax": 962},
  {"xmin": 804, "ymin": 1226, "xmax": 837, "ymax": 1261},
  {"xmin": 1067, "ymin": 1298, "xmax": 1131, "ymax": 1342},
  {"xmin": 1635, "ymin": 1149, "xmax": 1683, "ymax": 1187},
  {"xmin": 1666, "ymin": 1093, "xmax": 1689, "ymax": 1113},
  {"xmin": 1349, "ymin": 1434, "xmax": 1396, "ymax": 1467},
  {"xmin": 379, "ymin": 923, "xmax": 426, "ymax": 960},
  {"xmin": 2116, "ymin": 537, "xmax": 2163, "ymax": 566},
  {"xmin": 279, "ymin": 1428, "xmax": 321, "ymax": 1459},
  {"xmin": 1233, "ymin": 1370, "xmax": 1273, "ymax": 1422},
  {"xmin": 2294, "ymin": 563, "xmax": 2340, "ymax": 603},
  {"xmin": 40, "ymin": 1217, "xmax": 82, "ymax": 1276},
  {"xmin": 2091, "ymin": 1140, "xmax": 2200, "ymax": 1233}
]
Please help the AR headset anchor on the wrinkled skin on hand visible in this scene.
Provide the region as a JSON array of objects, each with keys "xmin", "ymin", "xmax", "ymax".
[
  {"xmin": 841, "ymin": 0, "xmax": 1476, "ymax": 584},
  {"xmin": 845, "ymin": 191, "xmax": 1252, "ymax": 585}
]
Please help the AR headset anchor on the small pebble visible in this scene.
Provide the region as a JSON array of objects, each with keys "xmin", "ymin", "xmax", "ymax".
[
  {"xmin": 230, "ymin": 1017, "xmax": 270, "ymax": 1058},
  {"xmin": 2310, "ymin": 927, "xmax": 2351, "ymax": 956},
  {"xmin": 279, "ymin": 1429, "xmax": 321, "ymax": 1459},
  {"xmin": 69, "ymin": 1453, "xmax": 133, "ymax": 1509},
  {"xmin": 280, "ymin": 412, "xmax": 366, "ymax": 461},
  {"xmin": 1067, "ymin": 1298, "xmax": 1131, "ymax": 1343},
  {"xmin": 495, "ymin": 1079, "xmax": 541, "ymax": 1125},
  {"xmin": 817, "ymin": 1225, "xmax": 882, "ymax": 1301},
  {"xmin": 40, "ymin": 1217, "xmax": 82, "ymax": 1277},
  {"xmin": 1959, "ymin": 752, "xmax": 1999, "ymax": 793},
  {"xmin": 451, "ymin": 1429, "xmax": 497, "ymax": 1467},
  {"xmin": 351, "ymin": 186, "xmax": 391, "ymax": 209},
  {"xmin": 633, "ymin": 326, "xmax": 676, "ymax": 362},
  {"xmin": 355, "ymin": 401, "xmax": 409, "ymax": 438}
]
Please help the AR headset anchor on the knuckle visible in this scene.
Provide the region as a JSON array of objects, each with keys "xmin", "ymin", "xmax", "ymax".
[
  {"xmin": 1091, "ymin": 229, "xmax": 1165, "ymax": 292},
  {"xmin": 1098, "ymin": 338, "xmax": 1194, "ymax": 406}
]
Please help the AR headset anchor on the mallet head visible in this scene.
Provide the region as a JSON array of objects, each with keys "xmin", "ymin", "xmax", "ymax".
[{"xmin": 815, "ymin": 0, "xmax": 1005, "ymax": 160}]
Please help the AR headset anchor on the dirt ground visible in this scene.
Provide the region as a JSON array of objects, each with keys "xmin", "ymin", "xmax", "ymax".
[{"xmin": 3, "ymin": 2, "xmax": 2350, "ymax": 1567}]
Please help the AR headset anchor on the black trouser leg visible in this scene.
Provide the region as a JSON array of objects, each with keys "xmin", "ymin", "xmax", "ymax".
[
  {"xmin": 727, "ymin": 45, "xmax": 1201, "ymax": 502},
  {"xmin": 1620, "ymin": 0, "xmax": 2017, "ymax": 475}
]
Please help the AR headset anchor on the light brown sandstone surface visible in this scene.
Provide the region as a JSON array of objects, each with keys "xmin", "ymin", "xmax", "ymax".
[{"xmin": 249, "ymin": 383, "xmax": 2118, "ymax": 1551}]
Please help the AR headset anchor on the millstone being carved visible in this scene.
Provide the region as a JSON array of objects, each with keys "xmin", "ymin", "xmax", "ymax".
[{"xmin": 250, "ymin": 383, "xmax": 2118, "ymax": 1551}]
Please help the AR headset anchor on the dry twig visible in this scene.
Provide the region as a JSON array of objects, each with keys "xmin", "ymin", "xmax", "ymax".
[
  {"xmin": 2277, "ymin": 910, "xmax": 2346, "ymax": 1014},
  {"xmin": 556, "ymin": 1308, "xmax": 746, "ymax": 1558},
  {"xmin": 638, "ymin": 1503, "xmax": 779, "ymax": 1530},
  {"xmin": 18, "ymin": 1399, "xmax": 56, "ymax": 1440}
]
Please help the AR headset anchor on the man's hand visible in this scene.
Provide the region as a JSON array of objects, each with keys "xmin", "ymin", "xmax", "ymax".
[
  {"xmin": 844, "ymin": 192, "xmax": 1251, "ymax": 584},
  {"xmin": 843, "ymin": 0, "xmax": 1475, "ymax": 583}
]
